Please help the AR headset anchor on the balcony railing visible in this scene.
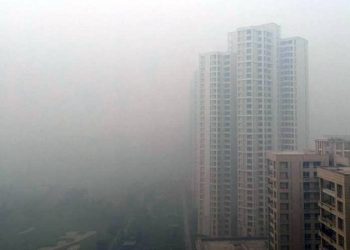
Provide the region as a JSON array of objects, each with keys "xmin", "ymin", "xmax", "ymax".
[
  {"xmin": 322, "ymin": 188, "xmax": 336, "ymax": 197},
  {"xmin": 318, "ymin": 201, "xmax": 335, "ymax": 213},
  {"xmin": 319, "ymin": 231, "xmax": 337, "ymax": 245},
  {"xmin": 319, "ymin": 216, "xmax": 336, "ymax": 229},
  {"xmin": 320, "ymin": 194, "xmax": 336, "ymax": 208}
]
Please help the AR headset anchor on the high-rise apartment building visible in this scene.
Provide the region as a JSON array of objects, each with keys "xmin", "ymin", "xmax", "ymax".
[
  {"xmin": 267, "ymin": 151, "xmax": 328, "ymax": 250},
  {"xmin": 279, "ymin": 37, "xmax": 309, "ymax": 151},
  {"xmin": 194, "ymin": 23, "xmax": 309, "ymax": 239},
  {"xmin": 228, "ymin": 23, "xmax": 280, "ymax": 237},
  {"xmin": 318, "ymin": 167, "xmax": 350, "ymax": 250},
  {"xmin": 195, "ymin": 52, "xmax": 237, "ymax": 237},
  {"xmin": 226, "ymin": 23, "xmax": 309, "ymax": 237}
]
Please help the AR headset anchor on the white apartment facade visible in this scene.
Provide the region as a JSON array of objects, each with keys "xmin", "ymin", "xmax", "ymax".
[
  {"xmin": 194, "ymin": 23, "xmax": 309, "ymax": 239},
  {"xmin": 195, "ymin": 52, "xmax": 237, "ymax": 237},
  {"xmin": 279, "ymin": 37, "xmax": 309, "ymax": 151},
  {"xmin": 228, "ymin": 23, "xmax": 280, "ymax": 237},
  {"xmin": 227, "ymin": 23, "xmax": 309, "ymax": 237}
]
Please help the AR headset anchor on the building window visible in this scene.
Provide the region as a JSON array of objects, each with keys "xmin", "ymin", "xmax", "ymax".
[
  {"xmin": 338, "ymin": 218, "xmax": 344, "ymax": 230},
  {"xmin": 281, "ymin": 235, "xmax": 289, "ymax": 242},
  {"xmin": 337, "ymin": 184, "xmax": 343, "ymax": 198},
  {"xmin": 279, "ymin": 162, "xmax": 288, "ymax": 170},
  {"xmin": 339, "ymin": 235, "xmax": 344, "ymax": 247},
  {"xmin": 281, "ymin": 214, "xmax": 289, "ymax": 222},
  {"xmin": 338, "ymin": 201, "xmax": 344, "ymax": 213},
  {"xmin": 280, "ymin": 203, "xmax": 289, "ymax": 210},
  {"xmin": 280, "ymin": 193, "xmax": 289, "ymax": 200},
  {"xmin": 280, "ymin": 172, "xmax": 288, "ymax": 179}
]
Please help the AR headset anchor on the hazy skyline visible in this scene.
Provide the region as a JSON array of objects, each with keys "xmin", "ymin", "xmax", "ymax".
[
  {"xmin": 1, "ymin": 0, "xmax": 350, "ymax": 157},
  {"xmin": 0, "ymin": 2, "xmax": 349, "ymax": 249}
]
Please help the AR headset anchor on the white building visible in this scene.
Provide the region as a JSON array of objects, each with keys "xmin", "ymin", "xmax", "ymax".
[
  {"xmin": 194, "ymin": 23, "xmax": 309, "ymax": 239},
  {"xmin": 195, "ymin": 52, "xmax": 237, "ymax": 237},
  {"xmin": 227, "ymin": 23, "xmax": 309, "ymax": 237},
  {"xmin": 228, "ymin": 23, "xmax": 280, "ymax": 237},
  {"xmin": 278, "ymin": 37, "xmax": 309, "ymax": 151}
]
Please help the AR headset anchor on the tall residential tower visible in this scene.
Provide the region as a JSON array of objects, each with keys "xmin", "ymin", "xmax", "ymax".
[
  {"xmin": 279, "ymin": 37, "xmax": 309, "ymax": 150},
  {"xmin": 228, "ymin": 23, "xmax": 309, "ymax": 237},
  {"xmin": 195, "ymin": 52, "xmax": 237, "ymax": 237},
  {"xmin": 194, "ymin": 23, "xmax": 309, "ymax": 239},
  {"xmin": 228, "ymin": 23, "xmax": 280, "ymax": 237}
]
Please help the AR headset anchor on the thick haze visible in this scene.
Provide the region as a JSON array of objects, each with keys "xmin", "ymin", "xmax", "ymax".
[{"xmin": 1, "ymin": 0, "xmax": 350, "ymax": 180}]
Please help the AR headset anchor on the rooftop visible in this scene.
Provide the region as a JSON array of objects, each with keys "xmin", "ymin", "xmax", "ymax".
[
  {"xmin": 197, "ymin": 238, "xmax": 267, "ymax": 250},
  {"xmin": 236, "ymin": 23, "xmax": 280, "ymax": 31},
  {"xmin": 280, "ymin": 36, "xmax": 308, "ymax": 42},
  {"xmin": 269, "ymin": 150, "xmax": 317, "ymax": 155},
  {"xmin": 321, "ymin": 135, "xmax": 350, "ymax": 142},
  {"xmin": 199, "ymin": 51, "xmax": 230, "ymax": 56},
  {"xmin": 320, "ymin": 167, "xmax": 350, "ymax": 175}
]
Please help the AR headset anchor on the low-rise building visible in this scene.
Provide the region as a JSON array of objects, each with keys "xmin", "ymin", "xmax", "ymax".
[
  {"xmin": 317, "ymin": 167, "xmax": 350, "ymax": 249},
  {"xmin": 266, "ymin": 151, "xmax": 328, "ymax": 250},
  {"xmin": 315, "ymin": 136, "xmax": 350, "ymax": 167},
  {"xmin": 196, "ymin": 237, "xmax": 267, "ymax": 250}
]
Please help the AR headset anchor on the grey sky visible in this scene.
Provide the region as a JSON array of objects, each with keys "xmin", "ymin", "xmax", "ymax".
[{"xmin": 0, "ymin": 0, "xmax": 349, "ymax": 153}]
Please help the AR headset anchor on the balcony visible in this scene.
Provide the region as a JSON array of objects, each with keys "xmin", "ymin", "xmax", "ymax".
[
  {"xmin": 322, "ymin": 188, "xmax": 336, "ymax": 197},
  {"xmin": 319, "ymin": 224, "xmax": 337, "ymax": 247},
  {"xmin": 320, "ymin": 193, "xmax": 336, "ymax": 209},
  {"xmin": 319, "ymin": 216, "xmax": 336, "ymax": 229},
  {"xmin": 319, "ymin": 231, "xmax": 337, "ymax": 247},
  {"xmin": 321, "ymin": 180, "xmax": 336, "ymax": 195},
  {"xmin": 318, "ymin": 201, "xmax": 335, "ymax": 213},
  {"xmin": 321, "ymin": 239, "xmax": 339, "ymax": 250}
]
